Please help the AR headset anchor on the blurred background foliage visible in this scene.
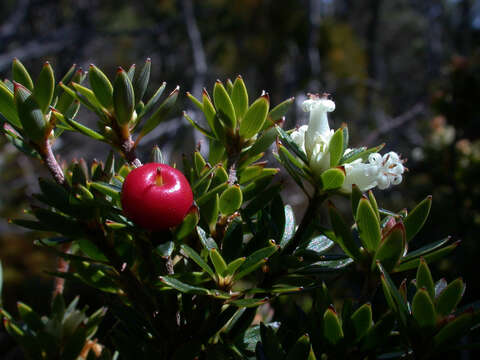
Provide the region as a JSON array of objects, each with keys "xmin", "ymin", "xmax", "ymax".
[{"xmin": 0, "ymin": 0, "xmax": 479, "ymax": 354}]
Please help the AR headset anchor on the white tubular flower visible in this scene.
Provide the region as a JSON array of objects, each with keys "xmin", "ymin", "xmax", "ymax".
[
  {"xmin": 341, "ymin": 151, "xmax": 405, "ymax": 192},
  {"xmin": 290, "ymin": 125, "xmax": 308, "ymax": 153},
  {"xmin": 290, "ymin": 94, "xmax": 336, "ymax": 175}
]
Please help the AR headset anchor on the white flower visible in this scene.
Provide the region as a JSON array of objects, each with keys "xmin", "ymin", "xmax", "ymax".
[
  {"xmin": 289, "ymin": 95, "xmax": 406, "ymax": 193},
  {"xmin": 290, "ymin": 94, "xmax": 336, "ymax": 175},
  {"xmin": 341, "ymin": 152, "xmax": 405, "ymax": 192}
]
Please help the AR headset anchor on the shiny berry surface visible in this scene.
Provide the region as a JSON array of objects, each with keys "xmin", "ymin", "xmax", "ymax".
[{"xmin": 121, "ymin": 163, "xmax": 193, "ymax": 231}]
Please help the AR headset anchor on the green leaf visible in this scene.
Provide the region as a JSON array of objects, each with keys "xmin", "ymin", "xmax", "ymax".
[
  {"xmin": 239, "ymin": 94, "xmax": 269, "ymax": 139},
  {"xmin": 139, "ymin": 86, "xmax": 179, "ymax": 138},
  {"xmin": 150, "ymin": 145, "xmax": 165, "ymax": 164},
  {"xmin": 351, "ymin": 184, "xmax": 363, "ymax": 219},
  {"xmin": 329, "ymin": 128, "xmax": 344, "ymax": 167},
  {"xmin": 295, "ymin": 258, "xmax": 353, "ymax": 274},
  {"xmin": 404, "ymin": 196, "xmax": 432, "ymax": 242},
  {"xmin": 286, "ymin": 334, "xmax": 310, "ymax": 360},
  {"xmin": 138, "ymin": 82, "xmax": 166, "ymax": 120},
  {"xmin": 198, "ymin": 226, "xmax": 218, "ymax": 252},
  {"xmin": 209, "ymin": 248, "xmax": 228, "ymax": 275},
  {"xmin": 89, "ymin": 181, "xmax": 121, "ymax": 201},
  {"xmin": 0, "ymin": 82, "xmax": 21, "ymax": 128},
  {"xmin": 71, "ymin": 261, "xmax": 119, "ymax": 294},
  {"xmin": 340, "ymin": 144, "xmax": 385, "ymax": 164},
  {"xmin": 401, "ymin": 236, "xmax": 452, "ymax": 263},
  {"xmin": 224, "ymin": 257, "xmax": 246, "ymax": 277},
  {"xmin": 34, "ymin": 62, "xmax": 55, "ymax": 114},
  {"xmin": 267, "ymin": 97, "xmax": 294, "ymax": 123},
  {"xmin": 372, "ymin": 223, "xmax": 405, "ymax": 272},
  {"xmin": 234, "ymin": 241, "xmax": 278, "ymax": 280},
  {"xmin": 323, "ymin": 307, "xmax": 344, "ymax": 345},
  {"xmin": 113, "ymin": 68, "xmax": 135, "ymax": 125},
  {"xmin": 52, "ymin": 111, "xmax": 105, "ymax": 141},
  {"xmin": 368, "ymin": 190, "xmax": 380, "ymax": 222},
  {"xmin": 219, "ymin": 185, "xmax": 243, "ymax": 215},
  {"xmin": 12, "ymin": 58, "xmax": 34, "ymax": 91},
  {"xmin": 350, "ymin": 304, "xmax": 372, "ymax": 341},
  {"xmin": 213, "ymin": 81, "xmax": 236, "ymax": 129},
  {"xmin": 180, "ymin": 244, "xmax": 215, "ymax": 279},
  {"xmin": 378, "ymin": 262, "xmax": 409, "ymax": 326},
  {"xmin": 247, "ymin": 126, "xmax": 278, "ymax": 157},
  {"xmin": 230, "ymin": 297, "xmax": 268, "ymax": 308},
  {"xmin": 71, "ymin": 82, "xmax": 103, "ymax": 110},
  {"xmin": 260, "ymin": 322, "xmax": 286, "ymax": 359},
  {"xmin": 356, "ymin": 197, "xmax": 381, "ymax": 252},
  {"xmin": 78, "ymin": 238, "xmax": 107, "ymax": 262},
  {"xmin": 14, "ymin": 83, "xmax": 46, "ymax": 143},
  {"xmin": 294, "ymin": 235, "xmax": 334, "ymax": 258},
  {"xmin": 320, "ymin": 167, "xmax": 346, "ymax": 190},
  {"xmin": 17, "ymin": 302, "xmax": 45, "ymax": 331},
  {"xmin": 275, "ymin": 125, "xmax": 309, "ymax": 164},
  {"xmin": 183, "ymin": 111, "xmax": 215, "ymax": 139},
  {"xmin": 279, "ymin": 205, "xmax": 295, "ymax": 250},
  {"xmin": 412, "ymin": 288, "xmax": 437, "ymax": 329},
  {"xmin": 175, "ymin": 206, "xmax": 199, "ymax": 240},
  {"xmin": 197, "ymin": 182, "xmax": 228, "ymax": 206},
  {"xmin": 209, "ymin": 139, "xmax": 226, "ymax": 164},
  {"xmin": 127, "ymin": 63, "xmax": 136, "ymax": 80},
  {"xmin": 159, "ymin": 276, "xmax": 209, "ymax": 295},
  {"xmin": 242, "ymin": 183, "xmax": 282, "ymax": 218},
  {"xmin": 416, "ymin": 258, "xmax": 435, "ymax": 300},
  {"xmin": 186, "ymin": 91, "xmax": 203, "ymax": 111},
  {"xmin": 156, "ymin": 241, "xmax": 174, "ymax": 258},
  {"xmin": 436, "ymin": 278, "xmax": 465, "ymax": 317},
  {"xmin": 132, "ymin": 58, "xmax": 151, "ymax": 105},
  {"xmin": 395, "ymin": 241, "xmax": 459, "ymax": 272},
  {"xmin": 433, "ymin": 312, "xmax": 474, "ymax": 348},
  {"xmin": 226, "ymin": 78, "xmax": 234, "ymax": 94},
  {"xmin": 328, "ymin": 202, "xmax": 361, "ymax": 260},
  {"xmin": 231, "ymin": 75, "xmax": 248, "ymax": 120},
  {"xmin": 202, "ymin": 90, "xmax": 221, "ymax": 138},
  {"xmin": 88, "ymin": 64, "xmax": 113, "ymax": 109}
]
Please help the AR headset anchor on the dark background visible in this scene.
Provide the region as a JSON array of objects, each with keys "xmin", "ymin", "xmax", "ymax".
[{"xmin": 0, "ymin": 0, "xmax": 479, "ymax": 350}]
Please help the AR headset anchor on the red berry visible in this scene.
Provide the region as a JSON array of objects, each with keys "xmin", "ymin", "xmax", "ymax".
[{"xmin": 121, "ymin": 163, "xmax": 193, "ymax": 231}]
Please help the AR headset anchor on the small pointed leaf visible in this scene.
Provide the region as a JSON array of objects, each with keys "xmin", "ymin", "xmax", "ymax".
[
  {"xmin": 12, "ymin": 58, "xmax": 34, "ymax": 91},
  {"xmin": 239, "ymin": 94, "xmax": 269, "ymax": 139},
  {"xmin": 219, "ymin": 185, "xmax": 243, "ymax": 215},
  {"xmin": 88, "ymin": 64, "xmax": 113, "ymax": 109},
  {"xmin": 416, "ymin": 258, "xmax": 435, "ymax": 300},
  {"xmin": 323, "ymin": 307, "xmax": 344, "ymax": 345},
  {"xmin": 436, "ymin": 278, "xmax": 465, "ymax": 317},
  {"xmin": 34, "ymin": 62, "xmax": 55, "ymax": 113},
  {"xmin": 113, "ymin": 68, "xmax": 135, "ymax": 125},
  {"xmin": 412, "ymin": 288, "xmax": 437, "ymax": 329},
  {"xmin": 350, "ymin": 303, "xmax": 372, "ymax": 341},
  {"xmin": 356, "ymin": 197, "xmax": 381, "ymax": 252},
  {"xmin": 372, "ymin": 222, "xmax": 405, "ymax": 272},
  {"xmin": 231, "ymin": 75, "xmax": 248, "ymax": 120},
  {"xmin": 404, "ymin": 196, "xmax": 432, "ymax": 242},
  {"xmin": 213, "ymin": 81, "xmax": 236, "ymax": 129},
  {"xmin": 329, "ymin": 128, "xmax": 344, "ymax": 167}
]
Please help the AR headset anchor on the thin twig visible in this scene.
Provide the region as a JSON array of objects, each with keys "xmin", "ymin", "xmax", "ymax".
[
  {"xmin": 39, "ymin": 139, "xmax": 65, "ymax": 186},
  {"xmin": 36, "ymin": 138, "xmax": 70, "ymax": 298}
]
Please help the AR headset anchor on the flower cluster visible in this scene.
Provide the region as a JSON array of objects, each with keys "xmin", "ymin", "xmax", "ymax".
[{"xmin": 290, "ymin": 94, "xmax": 406, "ymax": 192}]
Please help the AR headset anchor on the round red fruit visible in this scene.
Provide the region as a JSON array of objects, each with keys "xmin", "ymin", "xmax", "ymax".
[{"xmin": 121, "ymin": 163, "xmax": 193, "ymax": 231}]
